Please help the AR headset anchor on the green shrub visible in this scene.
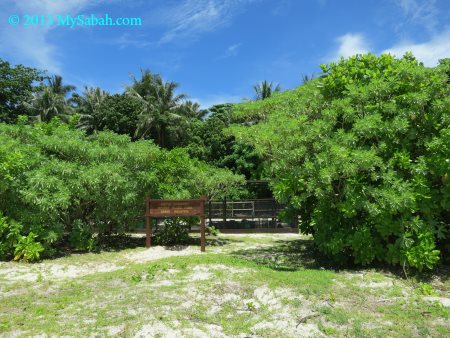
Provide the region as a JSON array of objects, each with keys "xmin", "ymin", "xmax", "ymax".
[
  {"xmin": 0, "ymin": 213, "xmax": 43, "ymax": 262},
  {"xmin": 207, "ymin": 225, "xmax": 220, "ymax": 236},
  {"xmin": 231, "ymin": 54, "xmax": 449, "ymax": 269},
  {"xmin": 13, "ymin": 232, "xmax": 44, "ymax": 262},
  {"xmin": 68, "ymin": 220, "xmax": 98, "ymax": 252},
  {"xmin": 0, "ymin": 120, "xmax": 244, "ymax": 259},
  {"xmin": 0, "ymin": 213, "xmax": 21, "ymax": 260},
  {"xmin": 154, "ymin": 217, "xmax": 192, "ymax": 245}
]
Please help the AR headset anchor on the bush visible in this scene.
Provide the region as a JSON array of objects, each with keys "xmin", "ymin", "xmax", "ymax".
[
  {"xmin": 13, "ymin": 232, "xmax": 44, "ymax": 262},
  {"xmin": 0, "ymin": 213, "xmax": 20, "ymax": 260},
  {"xmin": 0, "ymin": 213, "xmax": 43, "ymax": 262},
  {"xmin": 0, "ymin": 120, "xmax": 244, "ymax": 259},
  {"xmin": 154, "ymin": 217, "xmax": 192, "ymax": 245},
  {"xmin": 231, "ymin": 54, "xmax": 449, "ymax": 269},
  {"xmin": 68, "ymin": 220, "xmax": 98, "ymax": 252},
  {"xmin": 207, "ymin": 225, "xmax": 220, "ymax": 236}
]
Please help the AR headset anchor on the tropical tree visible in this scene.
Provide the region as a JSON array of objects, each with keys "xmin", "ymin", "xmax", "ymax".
[
  {"xmin": 88, "ymin": 94, "xmax": 144, "ymax": 137},
  {"xmin": 48, "ymin": 75, "xmax": 76, "ymax": 97},
  {"xmin": 73, "ymin": 87, "xmax": 109, "ymax": 132},
  {"xmin": 253, "ymin": 80, "xmax": 281, "ymax": 100},
  {"xmin": 0, "ymin": 119, "xmax": 245, "ymax": 259},
  {"xmin": 301, "ymin": 73, "xmax": 315, "ymax": 84},
  {"xmin": 232, "ymin": 54, "xmax": 450, "ymax": 270},
  {"xmin": 29, "ymin": 75, "xmax": 76, "ymax": 123},
  {"xmin": 185, "ymin": 104, "xmax": 264, "ymax": 179},
  {"xmin": 129, "ymin": 69, "xmax": 157, "ymax": 98},
  {"xmin": 30, "ymin": 86, "xmax": 71, "ymax": 122},
  {"xmin": 179, "ymin": 100, "xmax": 208, "ymax": 120},
  {"xmin": 128, "ymin": 69, "xmax": 187, "ymax": 148},
  {"xmin": 0, "ymin": 59, "xmax": 43, "ymax": 123}
]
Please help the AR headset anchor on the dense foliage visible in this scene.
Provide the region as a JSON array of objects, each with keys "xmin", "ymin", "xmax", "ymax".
[
  {"xmin": 231, "ymin": 54, "xmax": 450, "ymax": 269},
  {"xmin": 2, "ymin": 54, "xmax": 448, "ymax": 270},
  {"xmin": 79, "ymin": 93, "xmax": 145, "ymax": 136},
  {"xmin": 0, "ymin": 119, "xmax": 244, "ymax": 259},
  {"xmin": 153, "ymin": 217, "xmax": 194, "ymax": 246},
  {"xmin": 186, "ymin": 104, "xmax": 264, "ymax": 179},
  {"xmin": 0, "ymin": 59, "xmax": 264, "ymax": 179},
  {"xmin": 0, "ymin": 59, "xmax": 43, "ymax": 123}
]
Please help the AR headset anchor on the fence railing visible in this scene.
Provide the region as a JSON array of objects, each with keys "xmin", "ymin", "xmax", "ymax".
[
  {"xmin": 206, "ymin": 199, "xmax": 292, "ymax": 229},
  {"xmin": 133, "ymin": 198, "xmax": 297, "ymax": 231}
]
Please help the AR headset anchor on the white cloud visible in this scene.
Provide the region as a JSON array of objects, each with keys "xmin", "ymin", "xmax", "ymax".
[
  {"xmin": 0, "ymin": 0, "xmax": 111, "ymax": 74},
  {"xmin": 112, "ymin": 33, "xmax": 151, "ymax": 50},
  {"xmin": 216, "ymin": 43, "xmax": 242, "ymax": 60},
  {"xmin": 14, "ymin": 0, "xmax": 92, "ymax": 13},
  {"xmin": 382, "ymin": 28, "xmax": 450, "ymax": 66},
  {"xmin": 395, "ymin": 0, "xmax": 439, "ymax": 32},
  {"xmin": 227, "ymin": 43, "xmax": 241, "ymax": 55},
  {"xmin": 0, "ymin": 24, "xmax": 61, "ymax": 73},
  {"xmin": 271, "ymin": 0, "xmax": 292, "ymax": 15},
  {"xmin": 327, "ymin": 28, "xmax": 449, "ymax": 67},
  {"xmin": 155, "ymin": 0, "xmax": 255, "ymax": 44},
  {"xmin": 1, "ymin": 26, "xmax": 62, "ymax": 73},
  {"xmin": 329, "ymin": 33, "xmax": 369, "ymax": 60}
]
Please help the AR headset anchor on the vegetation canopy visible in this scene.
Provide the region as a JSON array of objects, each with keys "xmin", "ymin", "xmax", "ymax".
[
  {"xmin": 0, "ymin": 119, "xmax": 244, "ymax": 260},
  {"xmin": 231, "ymin": 53, "xmax": 450, "ymax": 270},
  {"xmin": 0, "ymin": 54, "xmax": 449, "ymax": 272}
]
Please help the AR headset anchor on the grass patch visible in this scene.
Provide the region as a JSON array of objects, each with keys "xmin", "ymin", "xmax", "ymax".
[{"xmin": 1, "ymin": 234, "xmax": 449, "ymax": 337}]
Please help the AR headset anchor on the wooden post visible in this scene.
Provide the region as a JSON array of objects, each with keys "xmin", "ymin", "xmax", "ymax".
[
  {"xmin": 200, "ymin": 196, "xmax": 206, "ymax": 252},
  {"xmin": 208, "ymin": 200, "xmax": 212, "ymax": 226},
  {"xmin": 146, "ymin": 198, "xmax": 151, "ymax": 248},
  {"xmin": 292, "ymin": 210, "xmax": 299, "ymax": 229},
  {"xmin": 272, "ymin": 199, "xmax": 276, "ymax": 227},
  {"xmin": 222, "ymin": 200, "xmax": 227, "ymax": 229},
  {"xmin": 144, "ymin": 197, "xmax": 206, "ymax": 252}
]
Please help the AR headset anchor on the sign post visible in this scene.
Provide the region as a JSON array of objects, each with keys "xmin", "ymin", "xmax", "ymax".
[{"xmin": 145, "ymin": 196, "xmax": 207, "ymax": 252}]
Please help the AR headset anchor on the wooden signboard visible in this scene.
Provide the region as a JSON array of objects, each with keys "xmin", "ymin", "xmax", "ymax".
[{"xmin": 145, "ymin": 197, "xmax": 207, "ymax": 252}]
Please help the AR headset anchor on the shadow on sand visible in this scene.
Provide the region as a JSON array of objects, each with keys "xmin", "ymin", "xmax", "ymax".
[{"xmin": 229, "ymin": 237, "xmax": 450, "ymax": 284}]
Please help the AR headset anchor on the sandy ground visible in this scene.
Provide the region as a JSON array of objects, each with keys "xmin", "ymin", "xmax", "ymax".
[
  {"xmin": 2, "ymin": 233, "xmax": 449, "ymax": 337},
  {"xmin": 124, "ymin": 245, "xmax": 201, "ymax": 263},
  {"xmin": 0, "ymin": 245, "xmax": 201, "ymax": 283}
]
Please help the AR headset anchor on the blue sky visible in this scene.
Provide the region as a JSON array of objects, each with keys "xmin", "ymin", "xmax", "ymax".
[{"xmin": 1, "ymin": 0, "xmax": 449, "ymax": 108}]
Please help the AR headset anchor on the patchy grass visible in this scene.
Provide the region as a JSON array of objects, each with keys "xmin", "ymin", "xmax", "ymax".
[{"xmin": 0, "ymin": 233, "xmax": 449, "ymax": 337}]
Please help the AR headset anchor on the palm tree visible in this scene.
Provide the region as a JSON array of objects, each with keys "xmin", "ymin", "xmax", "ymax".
[
  {"xmin": 74, "ymin": 87, "xmax": 109, "ymax": 132},
  {"xmin": 127, "ymin": 70, "xmax": 187, "ymax": 147},
  {"xmin": 301, "ymin": 73, "xmax": 315, "ymax": 84},
  {"xmin": 48, "ymin": 75, "xmax": 76, "ymax": 97},
  {"xmin": 30, "ymin": 86, "xmax": 70, "ymax": 122},
  {"xmin": 179, "ymin": 100, "xmax": 208, "ymax": 120},
  {"xmin": 29, "ymin": 75, "xmax": 76, "ymax": 122},
  {"xmin": 253, "ymin": 81, "xmax": 281, "ymax": 100},
  {"xmin": 129, "ymin": 70, "xmax": 158, "ymax": 98}
]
